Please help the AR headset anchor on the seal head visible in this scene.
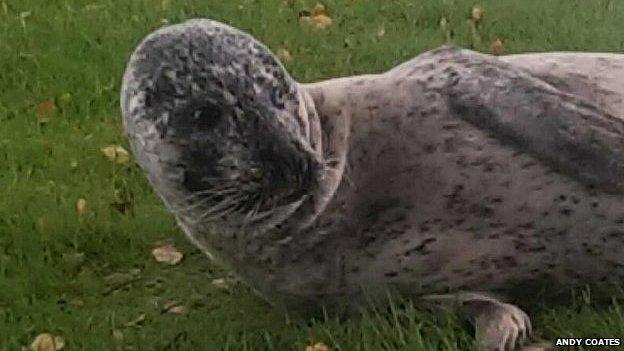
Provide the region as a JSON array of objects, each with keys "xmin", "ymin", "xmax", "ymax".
[{"xmin": 121, "ymin": 19, "xmax": 324, "ymax": 236}]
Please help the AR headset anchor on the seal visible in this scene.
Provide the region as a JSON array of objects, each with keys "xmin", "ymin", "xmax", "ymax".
[{"xmin": 121, "ymin": 18, "xmax": 624, "ymax": 350}]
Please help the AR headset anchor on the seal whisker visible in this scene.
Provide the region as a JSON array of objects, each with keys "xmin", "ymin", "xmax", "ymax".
[
  {"xmin": 170, "ymin": 193, "xmax": 224, "ymax": 216},
  {"xmin": 192, "ymin": 193, "xmax": 248, "ymax": 223}
]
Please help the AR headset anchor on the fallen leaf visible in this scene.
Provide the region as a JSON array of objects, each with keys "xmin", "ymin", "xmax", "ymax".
[
  {"xmin": 491, "ymin": 38, "xmax": 504, "ymax": 55},
  {"xmin": 439, "ymin": 17, "xmax": 451, "ymax": 42},
  {"xmin": 211, "ymin": 277, "xmax": 229, "ymax": 289},
  {"xmin": 163, "ymin": 300, "xmax": 180, "ymax": 310},
  {"xmin": 169, "ymin": 305, "xmax": 186, "ymax": 314},
  {"xmin": 276, "ymin": 48, "xmax": 293, "ymax": 63},
  {"xmin": 19, "ymin": 11, "xmax": 31, "ymax": 29},
  {"xmin": 76, "ymin": 198, "xmax": 87, "ymax": 216},
  {"xmin": 300, "ymin": 3, "xmax": 332, "ymax": 30},
  {"xmin": 312, "ymin": 14, "xmax": 332, "ymax": 29},
  {"xmin": 306, "ymin": 342, "xmax": 330, "ymax": 351},
  {"xmin": 312, "ymin": 3, "xmax": 327, "ymax": 17},
  {"xmin": 439, "ymin": 17, "xmax": 448, "ymax": 30},
  {"xmin": 30, "ymin": 333, "xmax": 65, "ymax": 351},
  {"xmin": 35, "ymin": 99, "xmax": 55, "ymax": 125},
  {"xmin": 100, "ymin": 145, "xmax": 130, "ymax": 164},
  {"xmin": 471, "ymin": 5, "xmax": 483, "ymax": 24},
  {"xmin": 211, "ymin": 276, "xmax": 238, "ymax": 290},
  {"xmin": 376, "ymin": 26, "xmax": 385, "ymax": 38},
  {"xmin": 299, "ymin": 15, "xmax": 312, "ymax": 25},
  {"xmin": 125, "ymin": 313, "xmax": 146, "ymax": 327},
  {"xmin": 152, "ymin": 243, "xmax": 183, "ymax": 265}
]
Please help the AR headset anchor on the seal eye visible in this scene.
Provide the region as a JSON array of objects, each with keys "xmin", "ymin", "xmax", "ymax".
[{"xmin": 192, "ymin": 105, "xmax": 223, "ymax": 131}]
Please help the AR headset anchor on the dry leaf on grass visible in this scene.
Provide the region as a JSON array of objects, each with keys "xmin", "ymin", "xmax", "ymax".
[
  {"xmin": 211, "ymin": 276, "xmax": 240, "ymax": 290},
  {"xmin": 491, "ymin": 38, "xmax": 504, "ymax": 55},
  {"xmin": 306, "ymin": 342, "xmax": 330, "ymax": 351},
  {"xmin": 35, "ymin": 99, "xmax": 56, "ymax": 125},
  {"xmin": 376, "ymin": 26, "xmax": 385, "ymax": 39},
  {"xmin": 163, "ymin": 300, "xmax": 186, "ymax": 315},
  {"xmin": 277, "ymin": 48, "xmax": 293, "ymax": 63},
  {"xmin": 29, "ymin": 333, "xmax": 65, "ymax": 351},
  {"xmin": 100, "ymin": 145, "xmax": 130, "ymax": 164},
  {"xmin": 76, "ymin": 198, "xmax": 88, "ymax": 216},
  {"xmin": 471, "ymin": 5, "xmax": 483, "ymax": 24},
  {"xmin": 311, "ymin": 14, "xmax": 332, "ymax": 29},
  {"xmin": 312, "ymin": 3, "xmax": 326, "ymax": 16},
  {"xmin": 300, "ymin": 3, "xmax": 332, "ymax": 30},
  {"xmin": 125, "ymin": 313, "xmax": 147, "ymax": 327},
  {"xmin": 168, "ymin": 305, "xmax": 186, "ymax": 314},
  {"xmin": 152, "ymin": 243, "xmax": 183, "ymax": 265}
]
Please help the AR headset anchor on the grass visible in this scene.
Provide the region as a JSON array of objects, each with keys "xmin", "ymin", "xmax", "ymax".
[{"xmin": 1, "ymin": 0, "xmax": 624, "ymax": 349}]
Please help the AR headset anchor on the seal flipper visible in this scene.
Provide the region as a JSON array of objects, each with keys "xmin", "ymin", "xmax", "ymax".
[
  {"xmin": 422, "ymin": 292, "xmax": 551, "ymax": 351},
  {"xmin": 441, "ymin": 48, "xmax": 624, "ymax": 194}
]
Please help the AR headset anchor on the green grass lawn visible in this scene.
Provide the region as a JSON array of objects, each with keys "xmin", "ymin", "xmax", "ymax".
[{"xmin": 2, "ymin": 0, "xmax": 624, "ymax": 350}]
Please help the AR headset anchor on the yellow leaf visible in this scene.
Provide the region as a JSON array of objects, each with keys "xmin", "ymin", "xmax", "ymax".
[
  {"xmin": 376, "ymin": 26, "xmax": 385, "ymax": 38},
  {"xmin": 100, "ymin": 145, "xmax": 130, "ymax": 164},
  {"xmin": 305, "ymin": 342, "xmax": 330, "ymax": 351},
  {"xmin": 163, "ymin": 300, "xmax": 186, "ymax": 314},
  {"xmin": 491, "ymin": 38, "xmax": 504, "ymax": 55},
  {"xmin": 312, "ymin": 14, "xmax": 332, "ymax": 30},
  {"xmin": 439, "ymin": 17, "xmax": 448, "ymax": 30},
  {"xmin": 277, "ymin": 48, "xmax": 293, "ymax": 63},
  {"xmin": 36, "ymin": 99, "xmax": 55, "ymax": 124},
  {"xmin": 471, "ymin": 5, "xmax": 483, "ymax": 24},
  {"xmin": 76, "ymin": 198, "xmax": 88, "ymax": 216},
  {"xmin": 152, "ymin": 243, "xmax": 183, "ymax": 265},
  {"xmin": 211, "ymin": 277, "xmax": 233, "ymax": 289},
  {"xmin": 30, "ymin": 333, "xmax": 65, "ymax": 351},
  {"xmin": 312, "ymin": 3, "xmax": 327, "ymax": 17},
  {"xmin": 300, "ymin": 3, "xmax": 332, "ymax": 30}
]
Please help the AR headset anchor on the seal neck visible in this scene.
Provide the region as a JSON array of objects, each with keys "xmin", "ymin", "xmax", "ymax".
[{"xmin": 273, "ymin": 83, "xmax": 352, "ymax": 234}]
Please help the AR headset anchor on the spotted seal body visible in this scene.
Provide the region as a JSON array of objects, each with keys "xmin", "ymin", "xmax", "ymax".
[{"xmin": 122, "ymin": 18, "xmax": 624, "ymax": 348}]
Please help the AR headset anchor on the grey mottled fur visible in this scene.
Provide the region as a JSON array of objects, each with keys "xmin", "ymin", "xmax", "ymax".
[{"xmin": 122, "ymin": 18, "xmax": 624, "ymax": 350}]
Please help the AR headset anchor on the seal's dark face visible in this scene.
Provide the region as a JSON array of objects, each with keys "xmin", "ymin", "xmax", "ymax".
[{"xmin": 121, "ymin": 19, "xmax": 320, "ymax": 226}]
